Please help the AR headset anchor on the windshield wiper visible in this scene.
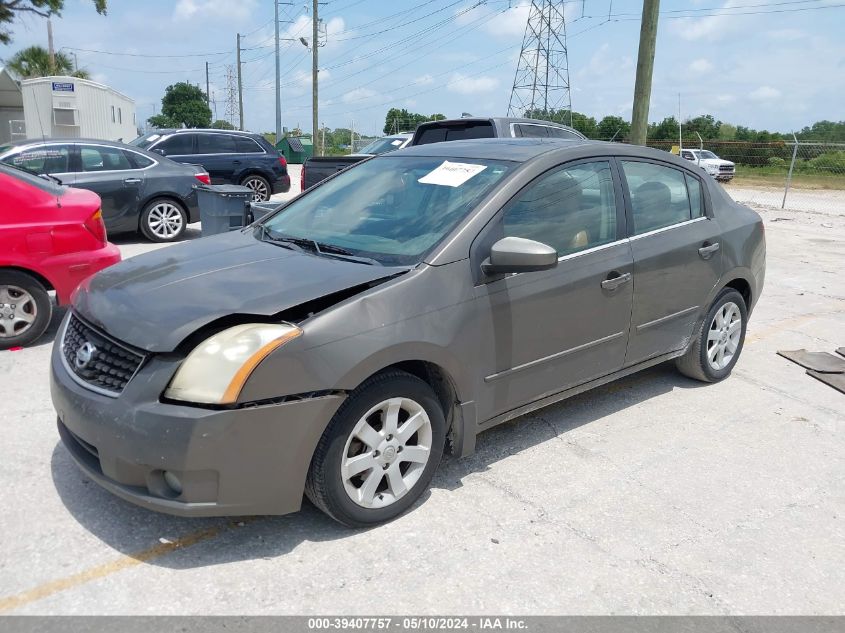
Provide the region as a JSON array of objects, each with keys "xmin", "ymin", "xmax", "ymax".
[
  {"xmin": 39, "ymin": 173, "xmax": 63, "ymax": 185},
  {"xmin": 258, "ymin": 228, "xmax": 380, "ymax": 265}
]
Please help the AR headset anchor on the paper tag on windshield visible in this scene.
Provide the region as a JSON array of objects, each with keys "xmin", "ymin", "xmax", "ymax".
[
  {"xmin": 418, "ymin": 161, "xmax": 487, "ymax": 187},
  {"xmin": 391, "ymin": 139, "xmax": 403, "ymax": 146}
]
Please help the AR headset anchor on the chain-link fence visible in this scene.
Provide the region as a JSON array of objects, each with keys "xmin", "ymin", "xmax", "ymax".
[{"xmin": 643, "ymin": 140, "xmax": 845, "ymax": 214}]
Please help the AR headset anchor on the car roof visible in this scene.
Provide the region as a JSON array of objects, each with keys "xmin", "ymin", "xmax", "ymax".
[
  {"xmin": 414, "ymin": 116, "xmax": 586, "ymax": 138},
  {"xmin": 393, "ymin": 137, "xmax": 703, "ymax": 168},
  {"xmin": 150, "ymin": 128, "xmax": 262, "ymax": 137}
]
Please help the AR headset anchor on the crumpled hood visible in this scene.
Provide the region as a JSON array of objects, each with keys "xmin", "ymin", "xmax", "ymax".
[{"xmin": 73, "ymin": 230, "xmax": 406, "ymax": 352}]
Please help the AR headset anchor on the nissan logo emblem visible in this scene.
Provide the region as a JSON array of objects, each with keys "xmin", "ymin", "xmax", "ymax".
[{"xmin": 74, "ymin": 341, "xmax": 97, "ymax": 370}]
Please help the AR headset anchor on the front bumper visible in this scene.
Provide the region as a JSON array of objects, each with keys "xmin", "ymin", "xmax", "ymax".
[{"xmin": 50, "ymin": 325, "xmax": 344, "ymax": 517}]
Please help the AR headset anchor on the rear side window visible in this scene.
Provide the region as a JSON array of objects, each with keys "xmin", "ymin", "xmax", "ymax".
[
  {"xmin": 198, "ymin": 133, "xmax": 237, "ymax": 154},
  {"xmin": 686, "ymin": 174, "xmax": 704, "ymax": 218},
  {"xmin": 235, "ymin": 136, "xmax": 264, "ymax": 153},
  {"xmin": 516, "ymin": 124, "xmax": 549, "ymax": 138},
  {"xmin": 129, "ymin": 152, "xmax": 155, "ymax": 169},
  {"xmin": 157, "ymin": 134, "xmax": 194, "ymax": 155},
  {"xmin": 621, "ymin": 161, "xmax": 694, "ymax": 235},
  {"xmin": 414, "ymin": 122, "xmax": 494, "ymax": 145},
  {"xmin": 4, "ymin": 145, "xmax": 70, "ymax": 174},
  {"xmin": 80, "ymin": 146, "xmax": 134, "ymax": 172},
  {"xmin": 545, "ymin": 126, "xmax": 581, "ymax": 140}
]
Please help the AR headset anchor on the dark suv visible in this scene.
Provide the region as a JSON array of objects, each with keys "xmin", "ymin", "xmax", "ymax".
[{"xmin": 131, "ymin": 129, "xmax": 291, "ymax": 202}]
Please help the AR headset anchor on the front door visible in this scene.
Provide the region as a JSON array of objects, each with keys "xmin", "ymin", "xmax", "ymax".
[
  {"xmin": 473, "ymin": 159, "xmax": 634, "ymax": 422},
  {"xmin": 619, "ymin": 159, "xmax": 722, "ymax": 366}
]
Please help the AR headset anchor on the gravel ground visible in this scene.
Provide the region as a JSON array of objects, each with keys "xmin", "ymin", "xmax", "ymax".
[{"xmin": 0, "ymin": 167, "xmax": 842, "ymax": 615}]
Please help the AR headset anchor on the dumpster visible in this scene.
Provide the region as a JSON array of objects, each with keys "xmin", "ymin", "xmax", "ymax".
[{"xmin": 196, "ymin": 184, "xmax": 253, "ymax": 236}]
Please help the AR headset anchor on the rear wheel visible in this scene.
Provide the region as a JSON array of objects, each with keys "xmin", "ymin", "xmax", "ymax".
[
  {"xmin": 0, "ymin": 270, "xmax": 52, "ymax": 349},
  {"xmin": 305, "ymin": 371, "xmax": 446, "ymax": 527},
  {"xmin": 676, "ymin": 288, "xmax": 747, "ymax": 382},
  {"xmin": 140, "ymin": 198, "xmax": 187, "ymax": 243},
  {"xmin": 241, "ymin": 174, "xmax": 271, "ymax": 202}
]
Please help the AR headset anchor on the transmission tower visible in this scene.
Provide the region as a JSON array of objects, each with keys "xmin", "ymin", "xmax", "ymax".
[
  {"xmin": 507, "ymin": 0, "xmax": 573, "ymax": 126},
  {"xmin": 224, "ymin": 65, "xmax": 240, "ymax": 128}
]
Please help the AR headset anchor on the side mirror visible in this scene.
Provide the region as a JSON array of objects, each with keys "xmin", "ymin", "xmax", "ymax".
[{"xmin": 482, "ymin": 236, "xmax": 557, "ymax": 276}]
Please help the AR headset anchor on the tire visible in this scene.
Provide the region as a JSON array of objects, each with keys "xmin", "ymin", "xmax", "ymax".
[
  {"xmin": 0, "ymin": 270, "xmax": 52, "ymax": 349},
  {"xmin": 676, "ymin": 288, "xmax": 747, "ymax": 383},
  {"xmin": 240, "ymin": 174, "xmax": 271, "ymax": 202},
  {"xmin": 140, "ymin": 198, "xmax": 187, "ymax": 243},
  {"xmin": 305, "ymin": 370, "xmax": 446, "ymax": 527}
]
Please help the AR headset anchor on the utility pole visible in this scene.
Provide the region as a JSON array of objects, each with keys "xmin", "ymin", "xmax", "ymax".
[
  {"xmin": 46, "ymin": 15, "xmax": 55, "ymax": 74},
  {"xmin": 72, "ymin": 52, "xmax": 79, "ymax": 73},
  {"xmin": 275, "ymin": 0, "xmax": 282, "ymax": 145},
  {"xmin": 237, "ymin": 33, "xmax": 244, "ymax": 131},
  {"xmin": 311, "ymin": 0, "xmax": 319, "ymax": 155},
  {"xmin": 205, "ymin": 62, "xmax": 210, "ymax": 107},
  {"xmin": 630, "ymin": 0, "xmax": 660, "ymax": 146}
]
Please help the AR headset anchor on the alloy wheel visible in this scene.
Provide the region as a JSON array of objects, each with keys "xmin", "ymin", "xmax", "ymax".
[
  {"xmin": 0, "ymin": 285, "xmax": 37, "ymax": 338},
  {"xmin": 243, "ymin": 177, "xmax": 270, "ymax": 202},
  {"xmin": 341, "ymin": 397, "xmax": 433, "ymax": 509},
  {"xmin": 147, "ymin": 202, "xmax": 184, "ymax": 240},
  {"xmin": 706, "ymin": 301, "xmax": 742, "ymax": 371}
]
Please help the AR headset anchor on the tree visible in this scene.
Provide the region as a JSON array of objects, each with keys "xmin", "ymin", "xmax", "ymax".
[
  {"xmin": 6, "ymin": 45, "xmax": 89, "ymax": 78},
  {"xmin": 148, "ymin": 82, "xmax": 212, "ymax": 129},
  {"xmin": 0, "ymin": 0, "xmax": 107, "ymax": 45},
  {"xmin": 383, "ymin": 108, "xmax": 444, "ymax": 134},
  {"xmin": 717, "ymin": 123, "xmax": 737, "ymax": 140},
  {"xmin": 211, "ymin": 119, "xmax": 235, "ymax": 130},
  {"xmin": 595, "ymin": 115, "xmax": 630, "ymax": 140}
]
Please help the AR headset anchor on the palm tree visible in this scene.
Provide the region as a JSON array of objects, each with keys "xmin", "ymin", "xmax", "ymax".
[{"xmin": 6, "ymin": 46, "xmax": 90, "ymax": 79}]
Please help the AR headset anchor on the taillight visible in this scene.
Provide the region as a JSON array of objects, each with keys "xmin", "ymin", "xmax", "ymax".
[
  {"xmin": 84, "ymin": 209, "xmax": 107, "ymax": 244},
  {"xmin": 195, "ymin": 172, "xmax": 211, "ymax": 185},
  {"xmin": 300, "ymin": 166, "xmax": 305, "ymax": 191},
  {"xmin": 278, "ymin": 154, "xmax": 287, "ymax": 168}
]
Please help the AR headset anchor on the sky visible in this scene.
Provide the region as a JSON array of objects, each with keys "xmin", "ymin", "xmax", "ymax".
[{"xmin": 1, "ymin": 0, "xmax": 844, "ymax": 137}]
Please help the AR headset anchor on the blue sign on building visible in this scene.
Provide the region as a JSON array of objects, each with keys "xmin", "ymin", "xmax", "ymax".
[{"xmin": 52, "ymin": 82, "xmax": 74, "ymax": 92}]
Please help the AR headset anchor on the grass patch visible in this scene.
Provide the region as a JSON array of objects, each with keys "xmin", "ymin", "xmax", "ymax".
[{"xmin": 731, "ymin": 168, "xmax": 845, "ymax": 190}]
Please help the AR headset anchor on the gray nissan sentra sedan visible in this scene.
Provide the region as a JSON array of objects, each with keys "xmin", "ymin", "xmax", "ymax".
[{"xmin": 51, "ymin": 138, "xmax": 766, "ymax": 527}]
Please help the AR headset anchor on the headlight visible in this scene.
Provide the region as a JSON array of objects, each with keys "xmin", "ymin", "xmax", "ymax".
[{"xmin": 164, "ymin": 323, "xmax": 301, "ymax": 405}]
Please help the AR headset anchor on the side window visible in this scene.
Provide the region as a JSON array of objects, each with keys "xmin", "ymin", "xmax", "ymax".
[
  {"xmin": 503, "ymin": 161, "xmax": 618, "ymax": 257},
  {"xmin": 545, "ymin": 126, "xmax": 581, "ymax": 140},
  {"xmin": 5, "ymin": 145, "xmax": 70, "ymax": 174},
  {"xmin": 128, "ymin": 152, "xmax": 155, "ymax": 169},
  {"xmin": 621, "ymin": 161, "xmax": 693, "ymax": 235},
  {"xmin": 235, "ymin": 136, "xmax": 264, "ymax": 153},
  {"xmin": 156, "ymin": 134, "xmax": 194, "ymax": 155},
  {"xmin": 516, "ymin": 124, "xmax": 548, "ymax": 138},
  {"xmin": 198, "ymin": 133, "xmax": 237, "ymax": 154},
  {"xmin": 686, "ymin": 173, "xmax": 704, "ymax": 218},
  {"xmin": 80, "ymin": 146, "xmax": 133, "ymax": 172}
]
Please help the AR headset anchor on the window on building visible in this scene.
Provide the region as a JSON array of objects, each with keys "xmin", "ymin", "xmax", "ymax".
[
  {"xmin": 111, "ymin": 106, "xmax": 115, "ymax": 123},
  {"xmin": 53, "ymin": 108, "xmax": 78, "ymax": 126},
  {"xmin": 118, "ymin": 108, "xmax": 122, "ymax": 124}
]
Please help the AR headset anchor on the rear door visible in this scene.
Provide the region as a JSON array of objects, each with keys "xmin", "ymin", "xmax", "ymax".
[
  {"xmin": 619, "ymin": 159, "xmax": 722, "ymax": 366},
  {"xmin": 196, "ymin": 133, "xmax": 238, "ymax": 183},
  {"xmin": 75, "ymin": 144, "xmax": 147, "ymax": 233},
  {"xmin": 473, "ymin": 159, "xmax": 634, "ymax": 421}
]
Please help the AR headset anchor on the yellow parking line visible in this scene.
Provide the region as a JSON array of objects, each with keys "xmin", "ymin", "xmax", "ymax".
[{"xmin": 0, "ymin": 519, "xmax": 256, "ymax": 613}]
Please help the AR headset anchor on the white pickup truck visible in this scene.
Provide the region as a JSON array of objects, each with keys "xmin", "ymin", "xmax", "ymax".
[{"xmin": 680, "ymin": 148, "xmax": 736, "ymax": 182}]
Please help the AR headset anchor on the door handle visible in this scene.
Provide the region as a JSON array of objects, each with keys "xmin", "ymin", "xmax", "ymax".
[
  {"xmin": 232, "ymin": 160, "xmax": 242, "ymax": 165},
  {"xmin": 123, "ymin": 178, "xmax": 142, "ymax": 184},
  {"xmin": 601, "ymin": 272, "xmax": 631, "ymax": 291},
  {"xmin": 698, "ymin": 242, "xmax": 720, "ymax": 259}
]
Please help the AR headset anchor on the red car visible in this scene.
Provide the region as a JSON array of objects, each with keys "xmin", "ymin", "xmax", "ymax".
[{"xmin": 0, "ymin": 163, "xmax": 121, "ymax": 349}]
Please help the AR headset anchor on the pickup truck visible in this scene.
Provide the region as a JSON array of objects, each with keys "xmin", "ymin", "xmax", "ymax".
[
  {"xmin": 680, "ymin": 148, "xmax": 736, "ymax": 182},
  {"xmin": 301, "ymin": 117, "xmax": 584, "ymax": 190},
  {"xmin": 300, "ymin": 133, "xmax": 411, "ymax": 191}
]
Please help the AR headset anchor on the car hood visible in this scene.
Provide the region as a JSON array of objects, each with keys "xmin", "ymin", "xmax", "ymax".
[{"xmin": 72, "ymin": 230, "xmax": 408, "ymax": 352}]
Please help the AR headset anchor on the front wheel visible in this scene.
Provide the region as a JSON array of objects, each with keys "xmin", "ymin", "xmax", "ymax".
[
  {"xmin": 0, "ymin": 270, "xmax": 52, "ymax": 349},
  {"xmin": 140, "ymin": 198, "xmax": 187, "ymax": 243},
  {"xmin": 305, "ymin": 371, "xmax": 446, "ymax": 527},
  {"xmin": 676, "ymin": 288, "xmax": 747, "ymax": 382}
]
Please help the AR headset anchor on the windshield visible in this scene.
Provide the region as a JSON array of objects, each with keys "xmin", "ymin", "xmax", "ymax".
[
  {"xmin": 0, "ymin": 163, "xmax": 66, "ymax": 195},
  {"xmin": 260, "ymin": 155, "xmax": 513, "ymax": 266},
  {"xmin": 357, "ymin": 137, "xmax": 407, "ymax": 155},
  {"xmin": 699, "ymin": 150, "xmax": 718, "ymax": 159},
  {"xmin": 129, "ymin": 132, "xmax": 162, "ymax": 149}
]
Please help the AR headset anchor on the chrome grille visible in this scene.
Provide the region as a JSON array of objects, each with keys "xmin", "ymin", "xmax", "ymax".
[{"xmin": 62, "ymin": 314, "xmax": 145, "ymax": 395}]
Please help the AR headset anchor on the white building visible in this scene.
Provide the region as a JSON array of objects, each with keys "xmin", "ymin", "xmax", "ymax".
[{"xmin": 0, "ymin": 69, "xmax": 137, "ymax": 144}]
